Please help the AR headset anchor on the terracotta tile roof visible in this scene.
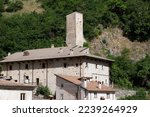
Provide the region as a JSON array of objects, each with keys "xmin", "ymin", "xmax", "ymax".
[
  {"xmin": 0, "ymin": 46, "xmax": 113, "ymax": 63},
  {"xmin": 86, "ymin": 81, "xmax": 115, "ymax": 92},
  {"xmin": 56, "ymin": 75, "xmax": 115, "ymax": 92},
  {"xmin": 55, "ymin": 74, "xmax": 81, "ymax": 85},
  {"xmin": 0, "ymin": 79, "xmax": 36, "ymax": 90}
]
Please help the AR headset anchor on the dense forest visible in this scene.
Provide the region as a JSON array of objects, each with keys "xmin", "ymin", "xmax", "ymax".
[{"xmin": 0, "ymin": 0, "xmax": 150, "ymax": 89}]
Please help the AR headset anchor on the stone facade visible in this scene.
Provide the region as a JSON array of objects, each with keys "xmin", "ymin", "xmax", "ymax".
[
  {"xmin": 1, "ymin": 57, "xmax": 110, "ymax": 94},
  {"xmin": 56, "ymin": 75, "xmax": 115, "ymax": 100},
  {"xmin": 66, "ymin": 12, "xmax": 85, "ymax": 47}
]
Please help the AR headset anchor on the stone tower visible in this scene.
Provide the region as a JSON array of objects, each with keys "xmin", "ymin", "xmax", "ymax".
[{"xmin": 66, "ymin": 12, "xmax": 85, "ymax": 47}]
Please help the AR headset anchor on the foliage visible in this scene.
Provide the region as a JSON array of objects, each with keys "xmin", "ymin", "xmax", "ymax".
[
  {"xmin": 110, "ymin": 49, "xmax": 150, "ymax": 89},
  {"xmin": 36, "ymin": 85, "xmax": 52, "ymax": 97},
  {"xmin": 0, "ymin": 0, "xmax": 149, "ymax": 90},
  {"xmin": 6, "ymin": 0, "xmax": 23, "ymax": 12},
  {"xmin": 0, "ymin": 0, "xmax": 4, "ymax": 12},
  {"xmin": 120, "ymin": 88, "xmax": 148, "ymax": 100},
  {"xmin": 134, "ymin": 55, "xmax": 150, "ymax": 88},
  {"xmin": 38, "ymin": 0, "xmax": 150, "ymax": 41},
  {"xmin": 121, "ymin": 0, "xmax": 150, "ymax": 41},
  {"xmin": 110, "ymin": 48, "xmax": 136, "ymax": 88},
  {"xmin": 83, "ymin": 42, "xmax": 89, "ymax": 48}
]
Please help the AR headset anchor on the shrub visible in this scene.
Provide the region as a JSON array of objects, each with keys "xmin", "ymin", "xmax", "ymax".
[
  {"xmin": 120, "ymin": 88, "xmax": 148, "ymax": 100},
  {"xmin": 83, "ymin": 42, "xmax": 89, "ymax": 48},
  {"xmin": 36, "ymin": 85, "xmax": 52, "ymax": 97},
  {"xmin": 6, "ymin": 0, "xmax": 23, "ymax": 12}
]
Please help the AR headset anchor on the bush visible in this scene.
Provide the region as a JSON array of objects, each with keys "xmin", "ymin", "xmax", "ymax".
[
  {"xmin": 83, "ymin": 42, "xmax": 89, "ymax": 48},
  {"xmin": 6, "ymin": 0, "xmax": 23, "ymax": 12},
  {"xmin": 36, "ymin": 85, "xmax": 52, "ymax": 97},
  {"xmin": 120, "ymin": 89, "xmax": 148, "ymax": 100}
]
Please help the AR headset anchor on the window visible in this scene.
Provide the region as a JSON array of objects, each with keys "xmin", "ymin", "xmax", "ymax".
[
  {"xmin": 15, "ymin": 80, "xmax": 17, "ymax": 82},
  {"xmin": 20, "ymin": 93, "xmax": 25, "ymax": 100},
  {"xmin": 9, "ymin": 65, "xmax": 12, "ymax": 70},
  {"xmin": 36, "ymin": 78, "xmax": 39, "ymax": 85},
  {"xmin": 60, "ymin": 94, "xmax": 63, "ymax": 100},
  {"xmin": 101, "ymin": 65, "xmax": 104, "ymax": 70},
  {"xmin": 95, "ymin": 64, "xmax": 98, "ymax": 69},
  {"xmin": 105, "ymin": 79, "xmax": 107, "ymax": 84},
  {"xmin": 0, "ymin": 74, "xmax": 4, "ymax": 76},
  {"xmin": 107, "ymin": 93, "xmax": 110, "ymax": 99},
  {"xmin": 64, "ymin": 63, "xmax": 67, "ymax": 68},
  {"xmin": 25, "ymin": 64, "xmax": 29, "ymax": 69},
  {"xmin": 76, "ymin": 93, "xmax": 78, "ymax": 99},
  {"xmin": 42, "ymin": 63, "xmax": 46, "ymax": 68},
  {"xmin": 95, "ymin": 76, "xmax": 97, "ymax": 81},
  {"xmin": 26, "ymin": 76, "xmax": 29, "ymax": 80},
  {"xmin": 61, "ymin": 84, "xmax": 64, "ymax": 89},
  {"xmin": 24, "ymin": 76, "xmax": 29, "ymax": 84},
  {"xmin": 85, "ymin": 62, "xmax": 88, "ymax": 68},
  {"xmin": 94, "ymin": 93, "xmax": 97, "ymax": 98},
  {"xmin": 76, "ymin": 63, "xmax": 78, "ymax": 67}
]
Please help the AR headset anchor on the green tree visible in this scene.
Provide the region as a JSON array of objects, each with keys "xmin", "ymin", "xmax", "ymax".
[
  {"xmin": 134, "ymin": 55, "xmax": 150, "ymax": 88},
  {"xmin": 121, "ymin": 0, "xmax": 150, "ymax": 41},
  {"xmin": 6, "ymin": 0, "xmax": 23, "ymax": 12},
  {"xmin": 110, "ymin": 48, "xmax": 136, "ymax": 88},
  {"xmin": 0, "ymin": 0, "xmax": 4, "ymax": 12}
]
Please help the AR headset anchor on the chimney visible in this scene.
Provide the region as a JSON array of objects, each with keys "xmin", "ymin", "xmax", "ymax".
[
  {"xmin": 98, "ymin": 81, "xmax": 102, "ymax": 89},
  {"xmin": 69, "ymin": 49, "xmax": 74, "ymax": 55},
  {"xmin": 58, "ymin": 48, "xmax": 63, "ymax": 53},
  {"xmin": 23, "ymin": 51, "xmax": 29, "ymax": 56},
  {"xmin": 66, "ymin": 12, "xmax": 86, "ymax": 47},
  {"xmin": 8, "ymin": 52, "xmax": 11, "ymax": 56},
  {"xmin": 84, "ymin": 79, "xmax": 87, "ymax": 88},
  {"xmin": 81, "ymin": 78, "xmax": 87, "ymax": 88}
]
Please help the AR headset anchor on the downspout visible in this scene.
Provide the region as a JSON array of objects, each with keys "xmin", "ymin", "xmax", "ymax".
[
  {"xmin": 19, "ymin": 62, "xmax": 20, "ymax": 83},
  {"xmin": 79, "ymin": 57, "xmax": 82, "ymax": 77},
  {"xmin": 6, "ymin": 63, "xmax": 8, "ymax": 77},
  {"xmin": 32, "ymin": 61, "xmax": 34, "ymax": 85},
  {"xmin": 46, "ymin": 60, "xmax": 48, "ymax": 86}
]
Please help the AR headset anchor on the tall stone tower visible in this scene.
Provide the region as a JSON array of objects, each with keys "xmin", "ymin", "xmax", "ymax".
[{"xmin": 66, "ymin": 12, "xmax": 85, "ymax": 47}]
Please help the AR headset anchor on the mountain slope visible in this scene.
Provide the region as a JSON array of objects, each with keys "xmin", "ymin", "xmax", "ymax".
[{"xmin": 90, "ymin": 28, "xmax": 150, "ymax": 61}]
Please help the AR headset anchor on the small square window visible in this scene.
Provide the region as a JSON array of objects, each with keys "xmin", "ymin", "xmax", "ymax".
[
  {"xmin": 61, "ymin": 84, "xmax": 64, "ymax": 88},
  {"xmin": 64, "ymin": 63, "xmax": 67, "ymax": 68},
  {"xmin": 42, "ymin": 63, "xmax": 46, "ymax": 68},
  {"xmin": 9, "ymin": 65, "xmax": 12, "ymax": 70},
  {"xmin": 25, "ymin": 64, "xmax": 29, "ymax": 69}
]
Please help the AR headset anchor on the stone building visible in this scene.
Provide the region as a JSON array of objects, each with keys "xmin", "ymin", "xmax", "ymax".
[
  {"xmin": 0, "ymin": 12, "xmax": 115, "ymax": 99},
  {"xmin": 0, "ymin": 79, "xmax": 35, "ymax": 100},
  {"xmin": 56, "ymin": 75, "xmax": 115, "ymax": 100}
]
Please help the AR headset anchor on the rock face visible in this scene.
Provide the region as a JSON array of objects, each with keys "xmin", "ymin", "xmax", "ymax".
[
  {"xmin": 115, "ymin": 89, "xmax": 136, "ymax": 99},
  {"xmin": 90, "ymin": 28, "xmax": 150, "ymax": 61}
]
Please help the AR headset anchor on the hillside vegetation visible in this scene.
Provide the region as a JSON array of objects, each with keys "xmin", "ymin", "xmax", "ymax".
[{"xmin": 0, "ymin": 0, "xmax": 150, "ymax": 89}]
